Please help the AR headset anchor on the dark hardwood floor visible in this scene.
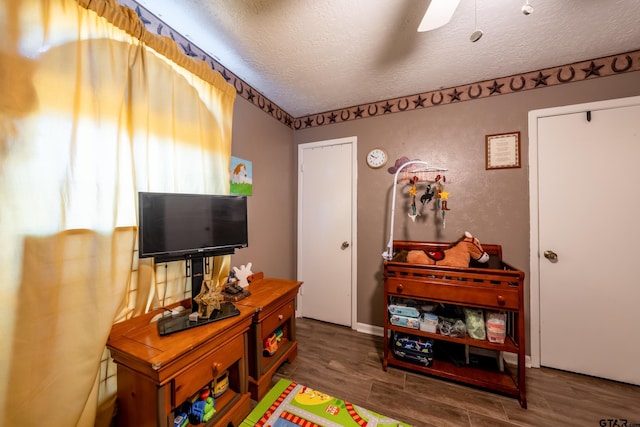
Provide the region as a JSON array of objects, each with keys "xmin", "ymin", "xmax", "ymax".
[{"xmin": 272, "ymin": 318, "xmax": 640, "ymax": 427}]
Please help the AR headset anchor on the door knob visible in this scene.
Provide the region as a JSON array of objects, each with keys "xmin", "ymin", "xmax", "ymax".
[
  {"xmin": 341, "ymin": 241, "xmax": 350, "ymax": 250},
  {"xmin": 544, "ymin": 250, "xmax": 558, "ymax": 262}
]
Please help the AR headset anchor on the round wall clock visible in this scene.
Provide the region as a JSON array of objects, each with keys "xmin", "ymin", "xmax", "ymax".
[{"xmin": 366, "ymin": 148, "xmax": 388, "ymax": 169}]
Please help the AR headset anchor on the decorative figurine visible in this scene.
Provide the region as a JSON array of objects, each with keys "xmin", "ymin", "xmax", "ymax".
[
  {"xmin": 420, "ymin": 184, "xmax": 435, "ymax": 205},
  {"xmin": 408, "ymin": 176, "xmax": 420, "ymax": 222},
  {"xmin": 233, "ymin": 262, "xmax": 253, "ymax": 288},
  {"xmin": 193, "ymin": 279, "xmax": 224, "ymax": 318}
]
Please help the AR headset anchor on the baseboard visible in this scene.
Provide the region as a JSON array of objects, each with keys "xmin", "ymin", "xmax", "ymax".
[
  {"xmin": 356, "ymin": 322, "xmax": 384, "ymax": 337},
  {"xmin": 502, "ymin": 352, "xmax": 533, "ymax": 368},
  {"xmin": 355, "ymin": 321, "xmax": 533, "ymax": 368}
]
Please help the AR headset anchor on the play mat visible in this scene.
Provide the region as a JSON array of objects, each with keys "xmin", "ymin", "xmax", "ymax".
[{"xmin": 240, "ymin": 379, "xmax": 413, "ymax": 427}]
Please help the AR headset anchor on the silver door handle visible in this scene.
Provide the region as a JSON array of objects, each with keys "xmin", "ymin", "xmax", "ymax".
[{"xmin": 341, "ymin": 241, "xmax": 350, "ymax": 250}]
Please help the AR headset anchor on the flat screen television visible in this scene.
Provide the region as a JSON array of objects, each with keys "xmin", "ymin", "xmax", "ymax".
[{"xmin": 138, "ymin": 191, "xmax": 248, "ymax": 262}]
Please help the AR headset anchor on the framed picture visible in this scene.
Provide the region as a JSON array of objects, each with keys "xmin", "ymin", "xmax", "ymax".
[
  {"xmin": 485, "ymin": 132, "xmax": 521, "ymax": 170},
  {"xmin": 230, "ymin": 156, "xmax": 253, "ymax": 195}
]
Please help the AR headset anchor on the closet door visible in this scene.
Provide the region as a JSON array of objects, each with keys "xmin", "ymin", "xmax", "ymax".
[
  {"xmin": 297, "ymin": 137, "xmax": 357, "ymax": 327},
  {"xmin": 537, "ymin": 103, "xmax": 640, "ymax": 385}
]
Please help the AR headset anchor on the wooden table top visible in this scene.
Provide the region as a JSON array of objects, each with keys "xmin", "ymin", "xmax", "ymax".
[
  {"xmin": 106, "ymin": 274, "xmax": 302, "ymax": 374},
  {"xmin": 235, "ymin": 274, "xmax": 302, "ymax": 310},
  {"xmin": 107, "ymin": 302, "xmax": 255, "ymax": 370}
]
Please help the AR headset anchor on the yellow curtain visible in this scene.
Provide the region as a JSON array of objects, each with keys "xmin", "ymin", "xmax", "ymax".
[{"xmin": 0, "ymin": 1, "xmax": 236, "ymax": 426}]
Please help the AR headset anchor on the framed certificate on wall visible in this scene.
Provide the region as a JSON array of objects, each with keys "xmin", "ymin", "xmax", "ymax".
[{"xmin": 486, "ymin": 132, "xmax": 521, "ymax": 170}]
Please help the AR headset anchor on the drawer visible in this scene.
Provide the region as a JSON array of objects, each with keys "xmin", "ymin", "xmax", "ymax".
[
  {"xmin": 386, "ymin": 278, "xmax": 519, "ymax": 310},
  {"xmin": 261, "ymin": 299, "xmax": 294, "ymax": 340},
  {"xmin": 173, "ymin": 333, "xmax": 243, "ymax": 405}
]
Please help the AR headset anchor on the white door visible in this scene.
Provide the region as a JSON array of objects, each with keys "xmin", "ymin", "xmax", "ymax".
[
  {"xmin": 297, "ymin": 137, "xmax": 357, "ymax": 327},
  {"xmin": 531, "ymin": 99, "xmax": 640, "ymax": 385}
]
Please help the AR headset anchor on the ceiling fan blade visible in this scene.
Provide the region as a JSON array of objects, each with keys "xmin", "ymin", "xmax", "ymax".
[{"xmin": 418, "ymin": 0, "xmax": 461, "ymax": 32}]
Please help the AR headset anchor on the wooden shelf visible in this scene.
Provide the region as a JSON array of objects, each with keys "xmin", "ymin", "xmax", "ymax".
[
  {"xmin": 387, "ymin": 324, "xmax": 520, "ymax": 353},
  {"xmin": 261, "ymin": 338, "xmax": 294, "ymax": 374},
  {"xmin": 386, "ymin": 347, "xmax": 519, "ymax": 397},
  {"xmin": 198, "ymin": 388, "xmax": 250, "ymax": 427}
]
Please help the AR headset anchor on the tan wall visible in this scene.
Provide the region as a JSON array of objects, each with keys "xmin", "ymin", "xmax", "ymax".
[
  {"xmin": 229, "ymin": 71, "xmax": 640, "ymax": 340},
  {"xmin": 293, "ymin": 72, "xmax": 640, "ymax": 334},
  {"xmin": 229, "ymin": 97, "xmax": 296, "ymax": 280}
]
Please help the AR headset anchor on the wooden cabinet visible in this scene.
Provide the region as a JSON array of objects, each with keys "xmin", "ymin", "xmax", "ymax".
[
  {"xmin": 107, "ymin": 300, "xmax": 255, "ymax": 427},
  {"xmin": 235, "ymin": 273, "xmax": 302, "ymax": 401},
  {"xmin": 383, "ymin": 240, "xmax": 527, "ymax": 408}
]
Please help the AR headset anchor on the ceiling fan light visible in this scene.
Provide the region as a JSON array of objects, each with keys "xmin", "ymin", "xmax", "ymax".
[{"xmin": 418, "ymin": 0, "xmax": 462, "ymax": 32}]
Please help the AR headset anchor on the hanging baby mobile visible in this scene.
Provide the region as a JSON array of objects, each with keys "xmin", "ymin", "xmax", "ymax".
[
  {"xmin": 388, "ymin": 156, "xmax": 450, "ymax": 227},
  {"xmin": 382, "ymin": 157, "xmax": 450, "ymax": 260}
]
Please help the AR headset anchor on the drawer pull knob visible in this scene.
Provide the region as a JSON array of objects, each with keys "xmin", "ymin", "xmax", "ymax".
[
  {"xmin": 278, "ymin": 314, "xmax": 284, "ymax": 321},
  {"xmin": 211, "ymin": 362, "xmax": 222, "ymax": 376},
  {"xmin": 497, "ymin": 295, "xmax": 505, "ymax": 306},
  {"xmin": 396, "ymin": 284, "xmax": 404, "ymax": 292}
]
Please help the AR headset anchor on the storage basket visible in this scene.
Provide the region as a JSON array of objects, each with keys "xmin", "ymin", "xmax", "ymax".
[{"xmin": 391, "ymin": 331, "xmax": 434, "ymax": 367}]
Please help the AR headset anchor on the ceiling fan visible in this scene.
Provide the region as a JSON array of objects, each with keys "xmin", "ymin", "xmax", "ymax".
[
  {"xmin": 418, "ymin": 0, "xmax": 534, "ymax": 33},
  {"xmin": 417, "ymin": 0, "xmax": 461, "ymax": 32}
]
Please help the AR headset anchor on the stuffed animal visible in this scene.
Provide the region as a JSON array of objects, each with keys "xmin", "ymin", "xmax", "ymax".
[{"xmin": 406, "ymin": 231, "xmax": 489, "ymax": 267}]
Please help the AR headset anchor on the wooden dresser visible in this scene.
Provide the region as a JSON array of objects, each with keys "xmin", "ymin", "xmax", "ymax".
[
  {"xmin": 107, "ymin": 301, "xmax": 255, "ymax": 427},
  {"xmin": 235, "ymin": 273, "xmax": 302, "ymax": 401}
]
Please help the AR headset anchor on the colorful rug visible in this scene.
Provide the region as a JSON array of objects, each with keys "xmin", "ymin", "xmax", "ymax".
[{"xmin": 241, "ymin": 379, "xmax": 412, "ymax": 427}]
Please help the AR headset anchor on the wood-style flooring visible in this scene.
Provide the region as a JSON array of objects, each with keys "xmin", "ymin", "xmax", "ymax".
[{"xmin": 272, "ymin": 318, "xmax": 640, "ymax": 427}]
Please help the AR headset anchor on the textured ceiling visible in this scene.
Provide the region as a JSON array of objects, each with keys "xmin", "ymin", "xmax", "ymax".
[{"xmin": 130, "ymin": 0, "xmax": 640, "ymax": 118}]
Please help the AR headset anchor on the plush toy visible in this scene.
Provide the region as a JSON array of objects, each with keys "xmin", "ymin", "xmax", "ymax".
[{"xmin": 406, "ymin": 231, "xmax": 489, "ymax": 267}]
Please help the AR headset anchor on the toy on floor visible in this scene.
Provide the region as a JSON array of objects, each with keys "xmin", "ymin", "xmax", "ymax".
[
  {"xmin": 240, "ymin": 379, "xmax": 413, "ymax": 427},
  {"xmin": 406, "ymin": 231, "xmax": 489, "ymax": 267}
]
